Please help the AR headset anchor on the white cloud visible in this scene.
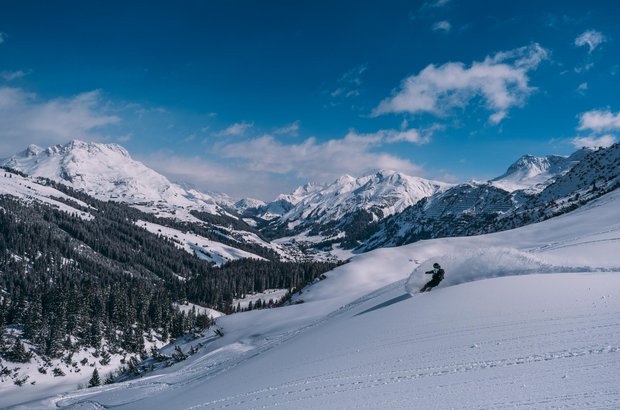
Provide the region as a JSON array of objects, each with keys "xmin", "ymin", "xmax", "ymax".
[
  {"xmin": 575, "ymin": 30, "xmax": 606, "ymax": 53},
  {"xmin": 432, "ymin": 20, "xmax": 452, "ymax": 33},
  {"xmin": 274, "ymin": 121, "xmax": 300, "ymax": 136},
  {"xmin": 215, "ymin": 121, "xmax": 253, "ymax": 137},
  {"xmin": 578, "ymin": 110, "xmax": 620, "ymax": 132},
  {"xmin": 139, "ymin": 130, "xmax": 422, "ymax": 200},
  {"xmin": 1, "ymin": 70, "xmax": 29, "ymax": 81},
  {"xmin": 373, "ymin": 44, "xmax": 548, "ymax": 124},
  {"xmin": 571, "ymin": 135, "xmax": 616, "ymax": 149},
  {"xmin": 218, "ymin": 132, "xmax": 424, "ymax": 184},
  {"xmin": 0, "ymin": 87, "xmax": 120, "ymax": 155},
  {"xmin": 573, "ymin": 109, "xmax": 619, "ymax": 150}
]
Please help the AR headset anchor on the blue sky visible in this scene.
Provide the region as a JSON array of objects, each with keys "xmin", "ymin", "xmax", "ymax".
[{"xmin": 0, "ymin": 0, "xmax": 619, "ymax": 200}]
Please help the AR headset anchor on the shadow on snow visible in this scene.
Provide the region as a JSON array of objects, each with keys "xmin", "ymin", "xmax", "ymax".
[{"xmin": 355, "ymin": 293, "xmax": 412, "ymax": 317}]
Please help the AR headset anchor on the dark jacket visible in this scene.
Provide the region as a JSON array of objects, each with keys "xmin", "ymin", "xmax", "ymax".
[{"xmin": 425, "ymin": 268, "xmax": 445, "ymax": 281}]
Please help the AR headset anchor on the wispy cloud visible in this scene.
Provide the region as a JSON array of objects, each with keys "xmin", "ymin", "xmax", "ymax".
[
  {"xmin": 0, "ymin": 87, "xmax": 120, "ymax": 155},
  {"xmin": 575, "ymin": 30, "xmax": 606, "ymax": 53},
  {"xmin": 273, "ymin": 121, "xmax": 300, "ymax": 136},
  {"xmin": 0, "ymin": 33, "xmax": 6, "ymax": 45},
  {"xmin": 346, "ymin": 128, "xmax": 431, "ymax": 145},
  {"xmin": 422, "ymin": 0, "xmax": 452, "ymax": 9},
  {"xmin": 329, "ymin": 64, "xmax": 367, "ymax": 103},
  {"xmin": 1, "ymin": 70, "xmax": 29, "ymax": 81},
  {"xmin": 432, "ymin": 20, "xmax": 452, "ymax": 33},
  {"xmin": 215, "ymin": 121, "xmax": 254, "ymax": 137},
  {"xmin": 141, "ymin": 151, "xmax": 280, "ymax": 200},
  {"xmin": 373, "ymin": 44, "xmax": 548, "ymax": 124},
  {"xmin": 576, "ymin": 82, "xmax": 588, "ymax": 95}
]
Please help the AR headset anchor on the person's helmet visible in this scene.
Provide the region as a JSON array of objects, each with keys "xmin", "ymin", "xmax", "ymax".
[{"xmin": 433, "ymin": 262, "xmax": 440, "ymax": 269}]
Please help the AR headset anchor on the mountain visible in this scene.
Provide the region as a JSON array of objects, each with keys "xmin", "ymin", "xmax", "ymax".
[
  {"xmin": 491, "ymin": 148, "xmax": 590, "ymax": 192},
  {"xmin": 14, "ymin": 184, "xmax": 620, "ymax": 409},
  {"xmin": 2, "ymin": 140, "xmax": 228, "ymax": 220},
  {"xmin": 362, "ymin": 143, "xmax": 619, "ymax": 250},
  {"xmin": 246, "ymin": 182, "xmax": 326, "ymax": 220},
  {"xmin": 252, "ymin": 170, "xmax": 451, "ymax": 250},
  {"xmin": 233, "ymin": 197, "xmax": 266, "ymax": 213},
  {"xmin": 1, "ymin": 140, "xmax": 302, "ymax": 262}
]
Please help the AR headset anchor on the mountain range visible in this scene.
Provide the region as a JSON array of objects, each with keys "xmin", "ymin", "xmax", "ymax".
[{"xmin": 2, "ymin": 140, "xmax": 619, "ymax": 259}]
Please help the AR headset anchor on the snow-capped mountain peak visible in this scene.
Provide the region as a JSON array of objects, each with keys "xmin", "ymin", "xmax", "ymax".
[
  {"xmin": 3, "ymin": 140, "xmax": 225, "ymax": 219},
  {"xmin": 271, "ymin": 169, "xmax": 452, "ymax": 228},
  {"xmin": 491, "ymin": 148, "xmax": 589, "ymax": 192}
]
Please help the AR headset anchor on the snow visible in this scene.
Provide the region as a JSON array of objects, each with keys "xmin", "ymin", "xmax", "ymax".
[
  {"xmin": 7, "ymin": 188, "xmax": 620, "ymax": 409},
  {"xmin": 0, "ymin": 337, "xmax": 147, "ymax": 408},
  {"xmin": 0, "ymin": 171, "xmax": 93, "ymax": 220},
  {"xmin": 2, "ymin": 140, "xmax": 227, "ymax": 220},
  {"xmin": 272, "ymin": 169, "xmax": 451, "ymax": 226},
  {"xmin": 137, "ymin": 220, "xmax": 266, "ymax": 266},
  {"xmin": 232, "ymin": 289, "xmax": 289, "ymax": 310},
  {"xmin": 173, "ymin": 302, "xmax": 225, "ymax": 319},
  {"xmin": 491, "ymin": 149, "xmax": 587, "ymax": 193}
]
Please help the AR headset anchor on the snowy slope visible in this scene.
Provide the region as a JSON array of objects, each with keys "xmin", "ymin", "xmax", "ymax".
[
  {"xmin": 2, "ymin": 141, "xmax": 226, "ymax": 220},
  {"xmin": 12, "ymin": 187, "xmax": 620, "ymax": 409},
  {"xmin": 137, "ymin": 220, "xmax": 266, "ymax": 266},
  {"xmin": 0, "ymin": 169, "xmax": 93, "ymax": 220},
  {"xmin": 491, "ymin": 149, "xmax": 589, "ymax": 192}
]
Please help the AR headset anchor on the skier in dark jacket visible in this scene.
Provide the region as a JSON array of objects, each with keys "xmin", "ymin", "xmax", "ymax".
[{"xmin": 420, "ymin": 262, "xmax": 445, "ymax": 292}]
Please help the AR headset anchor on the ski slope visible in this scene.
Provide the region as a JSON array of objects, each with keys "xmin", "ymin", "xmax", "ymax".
[{"xmin": 8, "ymin": 189, "xmax": 620, "ymax": 409}]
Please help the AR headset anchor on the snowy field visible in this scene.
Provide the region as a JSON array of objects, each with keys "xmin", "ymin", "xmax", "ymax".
[{"xmin": 7, "ymin": 189, "xmax": 620, "ymax": 409}]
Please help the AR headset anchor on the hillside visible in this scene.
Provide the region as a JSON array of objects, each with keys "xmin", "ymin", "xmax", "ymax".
[
  {"xmin": 11, "ymin": 184, "xmax": 620, "ymax": 409},
  {"xmin": 362, "ymin": 143, "xmax": 619, "ymax": 250}
]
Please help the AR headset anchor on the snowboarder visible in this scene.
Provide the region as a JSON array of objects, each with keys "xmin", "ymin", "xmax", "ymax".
[{"xmin": 420, "ymin": 262, "xmax": 444, "ymax": 292}]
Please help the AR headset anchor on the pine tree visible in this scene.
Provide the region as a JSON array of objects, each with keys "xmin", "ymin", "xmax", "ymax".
[
  {"xmin": 88, "ymin": 368, "xmax": 101, "ymax": 387},
  {"xmin": 104, "ymin": 372, "xmax": 115, "ymax": 384},
  {"xmin": 99, "ymin": 349, "xmax": 111, "ymax": 365},
  {"xmin": 172, "ymin": 345, "xmax": 187, "ymax": 362},
  {"xmin": 8, "ymin": 337, "xmax": 32, "ymax": 363}
]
